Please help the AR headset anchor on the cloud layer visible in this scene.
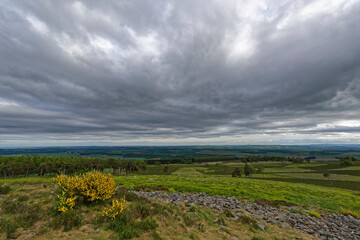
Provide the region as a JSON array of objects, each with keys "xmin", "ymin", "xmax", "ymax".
[{"xmin": 1, "ymin": 0, "xmax": 360, "ymax": 146}]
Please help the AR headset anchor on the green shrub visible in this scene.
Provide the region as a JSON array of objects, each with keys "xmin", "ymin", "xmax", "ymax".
[
  {"xmin": 0, "ymin": 185, "xmax": 11, "ymax": 194},
  {"xmin": 231, "ymin": 167, "xmax": 242, "ymax": 177},
  {"xmin": 339, "ymin": 156, "xmax": 355, "ymax": 166}
]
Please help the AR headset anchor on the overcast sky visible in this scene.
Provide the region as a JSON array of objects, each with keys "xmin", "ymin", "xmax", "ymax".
[{"xmin": 0, "ymin": 0, "xmax": 360, "ymax": 147}]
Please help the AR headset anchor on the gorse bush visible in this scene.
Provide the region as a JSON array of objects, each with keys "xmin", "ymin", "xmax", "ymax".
[
  {"xmin": 77, "ymin": 171, "xmax": 116, "ymax": 202},
  {"xmin": 103, "ymin": 196, "xmax": 126, "ymax": 220},
  {"xmin": 53, "ymin": 171, "xmax": 116, "ymax": 212},
  {"xmin": 56, "ymin": 191, "xmax": 77, "ymax": 213}
]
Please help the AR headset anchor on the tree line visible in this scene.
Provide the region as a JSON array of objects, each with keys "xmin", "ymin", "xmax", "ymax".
[
  {"xmin": 0, "ymin": 155, "xmax": 146, "ymax": 178},
  {"xmin": 146, "ymin": 155, "xmax": 306, "ymax": 165}
]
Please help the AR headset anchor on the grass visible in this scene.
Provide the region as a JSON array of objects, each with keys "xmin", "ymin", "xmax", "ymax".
[
  {"xmin": 115, "ymin": 175, "xmax": 360, "ymax": 214},
  {"xmin": 340, "ymin": 207, "xmax": 359, "ymax": 219},
  {"xmin": 0, "ymin": 182, "xmax": 315, "ymax": 240},
  {"xmin": 1, "ymin": 162, "xmax": 360, "ymax": 213},
  {"xmin": 259, "ymin": 177, "xmax": 360, "ymax": 192},
  {"xmin": 307, "ymin": 210, "xmax": 321, "ymax": 219},
  {"xmin": 0, "ymin": 184, "xmax": 11, "ymax": 194},
  {"xmin": 171, "ymin": 167, "xmax": 205, "ymax": 175},
  {"xmin": 275, "ymin": 173, "xmax": 360, "ymax": 182}
]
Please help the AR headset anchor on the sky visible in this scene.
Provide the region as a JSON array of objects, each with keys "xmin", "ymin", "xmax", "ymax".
[{"xmin": 0, "ymin": 0, "xmax": 360, "ymax": 147}]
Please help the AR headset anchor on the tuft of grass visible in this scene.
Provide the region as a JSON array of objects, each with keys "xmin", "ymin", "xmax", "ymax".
[
  {"xmin": 2, "ymin": 198, "xmax": 27, "ymax": 214},
  {"xmin": 0, "ymin": 184, "xmax": 11, "ymax": 194},
  {"xmin": 134, "ymin": 217, "xmax": 158, "ymax": 231},
  {"xmin": 197, "ymin": 222, "xmax": 205, "ymax": 232},
  {"xmin": 289, "ymin": 209, "xmax": 303, "ymax": 215},
  {"xmin": 251, "ymin": 237, "xmax": 265, "ymax": 240},
  {"xmin": 106, "ymin": 199, "xmax": 163, "ymax": 239},
  {"xmin": 238, "ymin": 214, "xmax": 257, "ymax": 225},
  {"xmin": 152, "ymin": 231, "xmax": 163, "ymax": 240},
  {"xmin": 183, "ymin": 213, "xmax": 196, "ymax": 226},
  {"xmin": 49, "ymin": 210, "xmax": 82, "ymax": 231},
  {"xmin": 133, "ymin": 202, "xmax": 151, "ymax": 219},
  {"xmin": 307, "ymin": 210, "xmax": 321, "ymax": 219},
  {"xmin": 0, "ymin": 218, "xmax": 17, "ymax": 239},
  {"xmin": 189, "ymin": 205, "xmax": 197, "ymax": 212},
  {"xmin": 189, "ymin": 232, "xmax": 200, "ymax": 240},
  {"xmin": 215, "ymin": 214, "xmax": 226, "ymax": 226},
  {"xmin": 17, "ymin": 194, "xmax": 30, "ymax": 202},
  {"xmin": 340, "ymin": 207, "xmax": 359, "ymax": 219},
  {"xmin": 223, "ymin": 209, "xmax": 235, "ymax": 218},
  {"xmin": 16, "ymin": 205, "xmax": 41, "ymax": 228}
]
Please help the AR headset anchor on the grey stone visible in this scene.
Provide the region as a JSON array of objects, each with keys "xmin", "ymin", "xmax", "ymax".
[
  {"xmin": 258, "ymin": 223, "xmax": 266, "ymax": 231},
  {"xmin": 21, "ymin": 233, "xmax": 36, "ymax": 240}
]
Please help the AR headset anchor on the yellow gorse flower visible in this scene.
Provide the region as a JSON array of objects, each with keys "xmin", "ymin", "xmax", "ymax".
[
  {"xmin": 53, "ymin": 171, "xmax": 116, "ymax": 212},
  {"xmin": 102, "ymin": 196, "xmax": 126, "ymax": 220},
  {"xmin": 56, "ymin": 191, "xmax": 77, "ymax": 213}
]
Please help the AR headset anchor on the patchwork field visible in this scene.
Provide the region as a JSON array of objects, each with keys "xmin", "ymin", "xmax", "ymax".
[{"xmin": 0, "ymin": 159, "xmax": 359, "ymax": 239}]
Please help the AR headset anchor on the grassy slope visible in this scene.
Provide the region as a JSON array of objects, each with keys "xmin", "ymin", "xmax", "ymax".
[
  {"xmin": 115, "ymin": 175, "xmax": 360, "ymax": 213},
  {"xmin": 0, "ymin": 183, "xmax": 316, "ymax": 240}
]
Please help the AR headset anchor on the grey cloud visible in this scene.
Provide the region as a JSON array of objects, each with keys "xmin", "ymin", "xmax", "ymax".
[{"xmin": 0, "ymin": 0, "xmax": 360, "ymax": 146}]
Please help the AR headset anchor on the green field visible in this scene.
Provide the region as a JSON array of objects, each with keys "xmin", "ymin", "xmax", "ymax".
[
  {"xmin": 1, "ymin": 159, "xmax": 359, "ymax": 216},
  {"xmin": 114, "ymin": 175, "xmax": 360, "ymax": 214}
]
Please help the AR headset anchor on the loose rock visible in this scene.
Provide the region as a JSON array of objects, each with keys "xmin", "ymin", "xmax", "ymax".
[{"xmin": 129, "ymin": 190, "xmax": 360, "ymax": 240}]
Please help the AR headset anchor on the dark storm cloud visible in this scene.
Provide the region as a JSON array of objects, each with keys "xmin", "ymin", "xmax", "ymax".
[{"xmin": 0, "ymin": 0, "xmax": 360, "ymax": 146}]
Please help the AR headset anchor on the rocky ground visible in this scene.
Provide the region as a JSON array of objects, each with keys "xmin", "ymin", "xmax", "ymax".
[{"xmin": 130, "ymin": 191, "xmax": 360, "ymax": 240}]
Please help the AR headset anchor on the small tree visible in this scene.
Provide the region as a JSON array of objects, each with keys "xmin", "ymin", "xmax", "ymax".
[
  {"xmin": 231, "ymin": 167, "xmax": 242, "ymax": 177},
  {"xmin": 256, "ymin": 167, "xmax": 264, "ymax": 178},
  {"xmin": 339, "ymin": 156, "xmax": 355, "ymax": 166},
  {"xmin": 323, "ymin": 172, "xmax": 332, "ymax": 185},
  {"xmin": 244, "ymin": 164, "xmax": 253, "ymax": 177}
]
